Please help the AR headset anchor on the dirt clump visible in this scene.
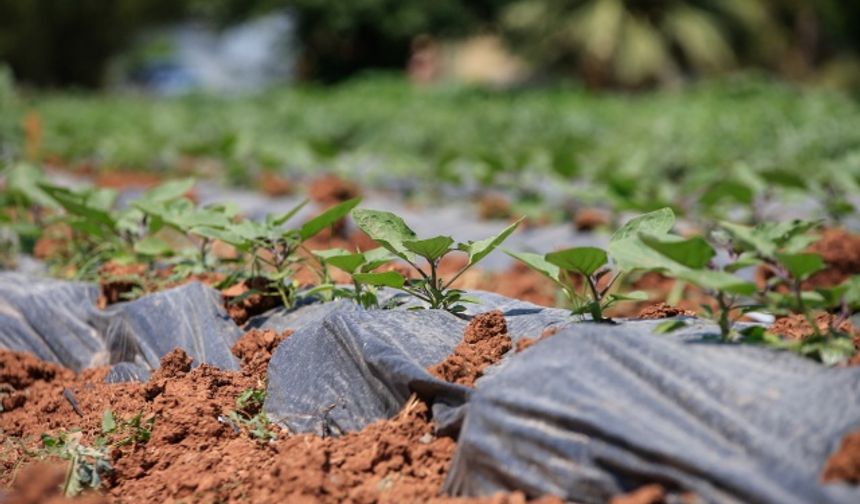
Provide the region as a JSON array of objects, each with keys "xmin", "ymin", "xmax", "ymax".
[
  {"xmin": 308, "ymin": 173, "xmax": 360, "ymax": 205},
  {"xmin": 94, "ymin": 171, "xmax": 162, "ymax": 190},
  {"xmin": 477, "ymin": 193, "xmax": 512, "ymax": 220},
  {"xmin": 0, "ymin": 350, "xmax": 74, "ymax": 412},
  {"xmin": 573, "ymin": 208, "xmax": 610, "ymax": 231},
  {"xmin": 515, "ymin": 325, "xmax": 561, "ymax": 353},
  {"xmin": 258, "ymin": 172, "xmax": 294, "ymax": 197},
  {"xmin": 822, "ymin": 428, "xmax": 860, "ymax": 484},
  {"xmin": 636, "ymin": 303, "xmax": 696, "ymax": 320},
  {"xmin": 806, "ymin": 228, "xmax": 860, "ymax": 288},
  {"xmin": 768, "ymin": 313, "xmax": 859, "ymax": 341},
  {"xmin": 98, "ymin": 261, "xmax": 147, "ymax": 306},
  {"xmin": 429, "ymin": 311, "xmax": 512, "ymax": 387},
  {"xmin": 1, "ymin": 462, "xmax": 109, "ymax": 504},
  {"xmin": 222, "ymin": 276, "xmax": 281, "ymax": 326},
  {"xmin": 231, "ymin": 329, "xmax": 292, "ymax": 378},
  {"xmin": 610, "ymin": 484, "xmax": 666, "ymax": 504}
]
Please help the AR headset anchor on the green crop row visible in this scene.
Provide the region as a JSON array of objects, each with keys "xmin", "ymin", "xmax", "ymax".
[
  {"xmin": 2, "ymin": 164, "xmax": 858, "ymax": 365},
  {"xmin": 2, "ymin": 74, "xmax": 859, "ymax": 222}
]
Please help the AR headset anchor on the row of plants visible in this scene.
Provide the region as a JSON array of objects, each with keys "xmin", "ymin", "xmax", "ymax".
[
  {"xmin": 2, "ymin": 164, "xmax": 858, "ymax": 365},
  {"xmin": 2, "ymin": 75, "xmax": 859, "ymax": 223}
]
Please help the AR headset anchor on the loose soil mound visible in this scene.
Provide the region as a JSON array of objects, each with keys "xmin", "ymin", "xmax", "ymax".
[
  {"xmin": 822, "ymin": 429, "xmax": 860, "ymax": 484},
  {"xmin": 230, "ymin": 329, "xmax": 292, "ymax": 379},
  {"xmin": 222, "ymin": 277, "xmax": 281, "ymax": 325},
  {"xmin": 1, "ymin": 317, "xmax": 563, "ymax": 503},
  {"xmin": 429, "ymin": 311, "xmax": 512, "ymax": 387},
  {"xmin": 636, "ymin": 303, "xmax": 696, "ymax": 320},
  {"xmin": 768, "ymin": 313, "xmax": 860, "ymax": 341}
]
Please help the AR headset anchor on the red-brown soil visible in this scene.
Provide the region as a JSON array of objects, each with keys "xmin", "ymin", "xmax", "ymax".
[
  {"xmin": 806, "ymin": 229, "xmax": 860, "ymax": 288},
  {"xmin": 257, "ymin": 172, "xmax": 295, "ymax": 197},
  {"xmin": 515, "ymin": 325, "xmax": 560, "ymax": 353},
  {"xmin": 768, "ymin": 313, "xmax": 860, "ymax": 341},
  {"xmin": 93, "ymin": 171, "xmax": 163, "ymax": 191},
  {"xmin": 477, "ymin": 194, "xmax": 512, "ymax": 221},
  {"xmin": 221, "ymin": 276, "xmax": 282, "ymax": 326},
  {"xmin": 308, "ymin": 174, "xmax": 360, "ymax": 206},
  {"xmin": 757, "ymin": 228, "xmax": 860, "ymax": 292},
  {"xmin": 429, "ymin": 311, "xmax": 513, "ymax": 387},
  {"xmin": 573, "ymin": 208, "xmax": 610, "ymax": 231},
  {"xmin": 636, "ymin": 302, "xmax": 697, "ymax": 320},
  {"xmin": 610, "ymin": 484, "xmax": 666, "ymax": 504},
  {"xmin": 230, "ymin": 329, "xmax": 292, "ymax": 379},
  {"xmin": 1, "ymin": 319, "xmax": 564, "ymax": 503},
  {"xmin": 98, "ymin": 262, "xmax": 148, "ymax": 306},
  {"xmin": 822, "ymin": 428, "xmax": 860, "ymax": 484}
]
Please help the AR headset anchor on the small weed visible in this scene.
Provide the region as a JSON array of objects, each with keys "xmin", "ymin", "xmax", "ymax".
[
  {"xmin": 225, "ymin": 388, "xmax": 278, "ymax": 443},
  {"xmin": 40, "ymin": 431, "xmax": 112, "ymax": 496}
]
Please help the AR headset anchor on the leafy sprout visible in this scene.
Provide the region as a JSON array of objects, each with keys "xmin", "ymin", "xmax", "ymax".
[{"xmin": 351, "ymin": 209, "xmax": 522, "ymax": 315}]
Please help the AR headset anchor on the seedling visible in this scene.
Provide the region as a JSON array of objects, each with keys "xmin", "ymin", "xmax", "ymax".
[
  {"xmin": 225, "ymin": 388, "xmax": 277, "ymax": 443},
  {"xmin": 40, "ymin": 431, "xmax": 112, "ymax": 496},
  {"xmin": 507, "ymin": 209, "xmax": 681, "ymax": 321},
  {"xmin": 351, "ymin": 209, "xmax": 521, "ymax": 315},
  {"xmin": 312, "ymin": 247, "xmax": 398, "ymax": 308},
  {"xmin": 100, "ymin": 409, "xmax": 155, "ymax": 448}
]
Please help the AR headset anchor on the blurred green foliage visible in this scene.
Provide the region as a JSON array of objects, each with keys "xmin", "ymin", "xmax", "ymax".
[
  {"xmin": 498, "ymin": 0, "xmax": 860, "ymax": 86},
  {"xmin": 6, "ymin": 75, "xmax": 858, "ymax": 221}
]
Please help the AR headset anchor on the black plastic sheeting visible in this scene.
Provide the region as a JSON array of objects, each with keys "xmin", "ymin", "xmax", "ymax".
[
  {"xmin": 444, "ymin": 323, "xmax": 860, "ymax": 504},
  {"xmin": 4, "ymin": 273, "xmax": 860, "ymax": 503},
  {"xmin": 0, "ymin": 274, "xmax": 242, "ymax": 380},
  {"xmin": 260, "ymin": 296, "xmax": 860, "ymax": 503},
  {"xmin": 0, "ymin": 272, "xmax": 109, "ymax": 371}
]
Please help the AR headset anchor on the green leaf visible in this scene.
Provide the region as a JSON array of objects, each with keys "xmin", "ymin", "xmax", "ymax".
[
  {"xmin": 462, "ymin": 218, "xmax": 523, "ymax": 266},
  {"xmin": 775, "ymin": 252, "xmax": 825, "ymax": 281},
  {"xmin": 271, "ymin": 199, "xmax": 309, "ymax": 227},
  {"xmin": 353, "ymin": 271, "xmax": 406, "ymax": 288},
  {"xmin": 404, "ymin": 236, "xmax": 454, "ymax": 262},
  {"xmin": 39, "ymin": 184, "xmax": 118, "ymax": 231},
  {"xmin": 700, "ymin": 180, "xmax": 754, "ymax": 207},
  {"xmin": 720, "ymin": 221, "xmax": 775, "ymax": 256},
  {"xmin": 360, "ymin": 247, "xmax": 396, "ymax": 271},
  {"xmin": 673, "ymin": 269, "xmax": 757, "ymax": 296},
  {"xmin": 133, "ymin": 236, "xmax": 172, "ymax": 256},
  {"xmin": 724, "ymin": 252, "xmax": 761, "ymax": 273},
  {"xmin": 102, "ymin": 410, "xmax": 116, "ymax": 434},
  {"xmin": 316, "ymin": 249, "xmax": 365, "ymax": 274},
  {"xmin": 610, "ymin": 208, "xmax": 675, "ymax": 243},
  {"xmin": 504, "ymin": 250, "xmax": 561, "ymax": 283},
  {"xmin": 138, "ymin": 178, "xmax": 195, "ymax": 203},
  {"xmin": 608, "ymin": 290, "xmax": 649, "ymax": 302},
  {"xmin": 351, "ymin": 209, "xmax": 417, "ymax": 259},
  {"xmin": 653, "ymin": 320, "xmax": 688, "ymax": 334},
  {"xmin": 546, "ymin": 246, "xmax": 608, "ymax": 276},
  {"xmin": 608, "ymin": 208, "xmax": 677, "ymax": 272},
  {"xmin": 639, "ymin": 234, "xmax": 715, "ymax": 269},
  {"xmin": 299, "ymin": 198, "xmax": 361, "ymax": 241}
]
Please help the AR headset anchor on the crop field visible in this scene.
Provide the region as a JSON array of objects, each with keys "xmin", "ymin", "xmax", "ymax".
[{"xmin": 2, "ymin": 74, "xmax": 860, "ymax": 503}]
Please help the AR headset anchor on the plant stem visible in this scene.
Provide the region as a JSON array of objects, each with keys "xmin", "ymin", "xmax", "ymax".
[{"xmin": 716, "ymin": 291, "xmax": 732, "ymax": 341}]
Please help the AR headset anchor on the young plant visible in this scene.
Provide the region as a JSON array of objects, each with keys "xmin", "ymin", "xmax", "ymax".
[
  {"xmin": 506, "ymin": 210, "xmax": 684, "ymax": 321},
  {"xmin": 100, "ymin": 409, "xmax": 155, "ymax": 448},
  {"xmin": 601, "ymin": 208, "xmax": 758, "ymax": 339},
  {"xmin": 213, "ymin": 197, "xmax": 361, "ymax": 308},
  {"xmin": 40, "ymin": 431, "xmax": 112, "ymax": 497},
  {"xmin": 351, "ymin": 209, "xmax": 521, "ymax": 315},
  {"xmin": 312, "ymin": 247, "xmax": 397, "ymax": 308},
  {"xmin": 224, "ymin": 388, "xmax": 277, "ymax": 443}
]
